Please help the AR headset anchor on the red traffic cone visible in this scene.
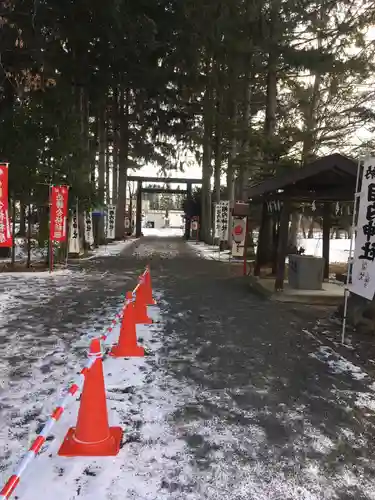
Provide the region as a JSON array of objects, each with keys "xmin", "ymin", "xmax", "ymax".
[
  {"xmin": 144, "ymin": 266, "xmax": 156, "ymax": 305},
  {"xmin": 134, "ymin": 276, "xmax": 152, "ymax": 324},
  {"xmin": 110, "ymin": 292, "xmax": 144, "ymax": 357},
  {"xmin": 58, "ymin": 338, "xmax": 123, "ymax": 457}
]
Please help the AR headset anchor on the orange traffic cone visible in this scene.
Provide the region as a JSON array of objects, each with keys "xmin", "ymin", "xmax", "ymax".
[
  {"xmin": 144, "ymin": 266, "xmax": 156, "ymax": 305},
  {"xmin": 58, "ymin": 338, "xmax": 123, "ymax": 457},
  {"xmin": 110, "ymin": 292, "xmax": 144, "ymax": 357},
  {"xmin": 134, "ymin": 276, "xmax": 152, "ymax": 324}
]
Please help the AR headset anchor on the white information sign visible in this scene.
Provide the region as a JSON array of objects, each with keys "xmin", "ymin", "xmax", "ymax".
[
  {"xmin": 84, "ymin": 211, "xmax": 94, "ymax": 245},
  {"xmin": 68, "ymin": 208, "xmax": 80, "ymax": 254},
  {"xmin": 214, "ymin": 201, "xmax": 229, "ymax": 241},
  {"xmin": 351, "ymin": 157, "xmax": 375, "ymax": 300},
  {"xmin": 106, "ymin": 205, "xmax": 116, "ymax": 240}
]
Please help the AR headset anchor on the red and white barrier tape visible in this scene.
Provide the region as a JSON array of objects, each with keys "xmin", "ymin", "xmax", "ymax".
[{"xmin": 0, "ymin": 267, "xmax": 148, "ymax": 499}]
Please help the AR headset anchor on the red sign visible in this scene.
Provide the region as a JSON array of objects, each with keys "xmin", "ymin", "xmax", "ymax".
[
  {"xmin": 234, "ymin": 225, "xmax": 243, "ymax": 235},
  {"xmin": 0, "ymin": 163, "xmax": 12, "ymax": 248},
  {"xmin": 50, "ymin": 186, "xmax": 69, "ymax": 242}
]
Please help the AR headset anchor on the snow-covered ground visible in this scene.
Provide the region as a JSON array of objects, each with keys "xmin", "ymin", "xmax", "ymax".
[
  {"xmin": 0, "ymin": 237, "xmax": 47, "ymax": 263},
  {"xmin": 77, "ymin": 238, "xmax": 139, "ymax": 261},
  {"xmin": 142, "ymin": 227, "xmax": 184, "ymax": 237},
  {"xmin": 0, "ymin": 238, "xmax": 138, "ymax": 266},
  {"xmin": 2, "ymin": 234, "xmax": 375, "ymax": 499},
  {"xmin": 188, "ymin": 237, "xmax": 353, "ymax": 265},
  {"xmin": 5, "ymin": 305, "xmax": 173, "ymax": 500},
  {"xmin": 297, "ymin": 236, "xmax": 353, "ymax": 264},
  {"xmin": 187, "ymin": 241, "xmax": 232, "ymax": 261},
  {"xmin": 7, "ymin": 295, "xmax": 375, "ymax": 500}
]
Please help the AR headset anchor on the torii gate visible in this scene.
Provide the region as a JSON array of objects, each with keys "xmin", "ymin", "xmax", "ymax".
[{"xmin": 127, "ymin": 176, "xmax": 202, "ymax": 238}]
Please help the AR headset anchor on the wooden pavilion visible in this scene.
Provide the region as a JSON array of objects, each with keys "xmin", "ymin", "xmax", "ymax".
[{"xmin": 246, "ymin": 153, "xmax": 358, "ymax": 291}]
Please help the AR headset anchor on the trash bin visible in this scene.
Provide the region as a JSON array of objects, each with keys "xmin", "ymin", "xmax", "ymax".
[{"xmin": 288, "ymin": 255, "xmax": 325, "ymax": 290}]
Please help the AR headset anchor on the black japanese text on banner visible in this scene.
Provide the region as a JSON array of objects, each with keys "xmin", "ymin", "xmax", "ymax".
[
  {"xmin": 84, "ymin": 211, "xmax": 94, "ymax": 245},
  {"xmin": 106, "ymin": 205, "xmax": 116, "ymax": 240},
  {"xmin": 68, "ymin": 207, "xmax": 80, "ymax": 254},
  {"xmin": 351, "ymin": 157, "xmax": 375, "ymax": 300},
  {"xmin": 214, "ymin": 201, "xmax": 229, "ymax": 241}
]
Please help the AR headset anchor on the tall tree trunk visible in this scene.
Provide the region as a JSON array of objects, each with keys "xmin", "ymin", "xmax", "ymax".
[
  {"xmin": 227, "ymin": 104, "xmax": 238, "ymax": 249},
  {"xmin": 237, "ymin": 0, "xmax": 254, "ymax": 200},
  {"xmin": 98, "ymin": 103, "xmax": 106, "ymax": 243},
  {"xmin": 11, "ymin": 197, "xmax": 16, "ymax": 266},
  {"xmin": 308, "ymin": 217, "xmax": 314, "ymax": 238},
  {"xmin": 301, "ymin": 8, "xmax": 325, "ymax": 165},
  {"xmin": 201, "ymin": 69, "xmax": 213, "ymax": 244},
  {"xmin": 288, "ymin": 211, "xmax": 301, "ymax": 247},
  {"xmin": 105, "ymin": 103, "xmax": 110, "ymax": 205},
  {"xmin": 26, "ymin": 202, "xmax": 32, "ymax": 268},
  {"xmin": 90, "ymin": 116, "xmax": 98, "ymax": 186},
  {"xmin": 115, "ymin": 87, "xmax": 129, "ymax": 239},
  {"xmin": 213, "ymin": 92, "xmax": 222, "ymax": 206},
  {"xmin": 212, "ymin": 91, "xmax": 222, "ymax": 244},
  {"xmin": 80, "ymin": 88, "xmax": 90, "ymax": 183},
  {"xmin": 112, "ymin": 86, "xmax": 119, "ymax": 205},
  {"xmin": 19, "ymin": 203, "xmax": 26, "ymax": 236},
  {"xmin": 263, "ymin": 0, "xmax": 279, "ymax": 170}
]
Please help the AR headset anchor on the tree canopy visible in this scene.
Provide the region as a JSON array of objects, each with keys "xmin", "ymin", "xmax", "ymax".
[{"xmin": 1, "ymin": 0, "xmax": 374, "ymax": 244}]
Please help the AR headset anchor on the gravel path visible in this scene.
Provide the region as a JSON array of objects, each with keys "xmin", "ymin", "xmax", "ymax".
[{"xmin": 1, "ymin": 235, "xmax": 375, "ymax": 499}]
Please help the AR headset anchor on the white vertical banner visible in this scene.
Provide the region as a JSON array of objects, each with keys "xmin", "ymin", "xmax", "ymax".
[
  {"xmin": 106, "ymin": 204, "xmax": 116, "ymax": 240},
  {"xmin": 214, "ymin": 203, "xmax": 222, "ymax": 238},
  {"xmin": 68, "ymin": 206, "xmax": 80, "ymax": 254},
  {"xmin": 84, "ymin": 211, "xmax": 94, "ymax": 245},
  {"xmin": 351, "ymin": 157, "xmax": 375, "ymax": 300},
  {"xmin": 231, "ymin": 216, "xmax": 247, "ymax": 257},
  {"xmin": 215, "ymin": 201, "xmax": 229, "ymax": 241}
]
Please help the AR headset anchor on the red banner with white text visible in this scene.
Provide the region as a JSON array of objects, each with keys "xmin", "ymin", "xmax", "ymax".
[
  {"xmin": 0, "ymin": 163, "xmax": 12, "ymax": 248},
  {"xmin": 50, "ymin": 186, "xmax": 69, "ymax": 242}
]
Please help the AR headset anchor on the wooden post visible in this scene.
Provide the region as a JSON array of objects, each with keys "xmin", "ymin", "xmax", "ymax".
[
  {"xmin": 254, "ymin": 202, "xmax": 268, "ymax": 276},
  {"xmin": 135, "ymin": 181, "xmax": 142, "ymax": 237},
  {"xmin": 322, "ymin": 202, "xmax": 331, "ymax": 280},
  {"xmin": 271, "ymin": 216, "xmax": 280, "ymax": 275},
  {"xmin": 49, "ymin": 186, "xmax": 53, "ymax": 273},
  {"xmin": 243, "ymin": 216, "xmax": 249, "ymax": 276},
  {"xmin": 185, "ymin": 182, "xmax": 192, "ymax": 240},
  {"xmin": 274, "ymin": 200, "xmax": 290, "ymax": 291}
]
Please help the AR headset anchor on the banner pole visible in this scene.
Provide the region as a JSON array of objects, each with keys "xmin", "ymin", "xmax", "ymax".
[
  {"xmin": 341, "ymin": 157, "xmax": 362, "ymax": 345},
  {"xmin": 243, "ymin": 216, "xmax": 249, "ymax": 276},
  {"xmin": 65, "ymin": 215, "xmax": 69, "ymax": 267},
  {"xmin": 49, "ymin": 185, "xmax": 53, "ymax": 274}
]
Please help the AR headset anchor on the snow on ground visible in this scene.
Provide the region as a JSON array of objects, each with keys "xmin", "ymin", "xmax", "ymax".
[
  {"xmin": 0, "ymin": 264, "xmax": 139, "ymax": 477},
  {"xmin": 188, "ymin": 237, "xmax": 353, "ymax": 264},
  {"xmin": 297, "ymin": 236, "xmax": 353, "ymax": 264},
  {"xmin": 0, "ymin": 237, "xmax": 46, "ymax": 263},
  {"xmin": 186, "ymin": 241, "xmax": 232, "ymax": 261},
  {"xmin": 6, "ymin": 299, "xmax": 372, "ymax": 500},
  {"xmin": 142, "ymin": 227, "xmax": 183, "ymax": 237},
  {"xmin": 81, "ymin": 238, "xmax": 139, "ymax": 260},
  {"xmin": 8, "ymin": 306, "xmax": 167, "ymax": 500},
  {"xmin": 309, "ymin": 345, "xmax": 369, "ymax": 381},
  {"xmin": 134, "ymin": 233, "xmax": 183, "ymax": 260},
  {"xmin": 308, "ymin": 340, "xmax": 375, "ymax": 433},
  {"xmin": 1, "ymin": 233, "xmax": 374, "ymax": 499},
  {"xmin": 0, "ymin": 237, "xmax": 138, "ymax": 267}
]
